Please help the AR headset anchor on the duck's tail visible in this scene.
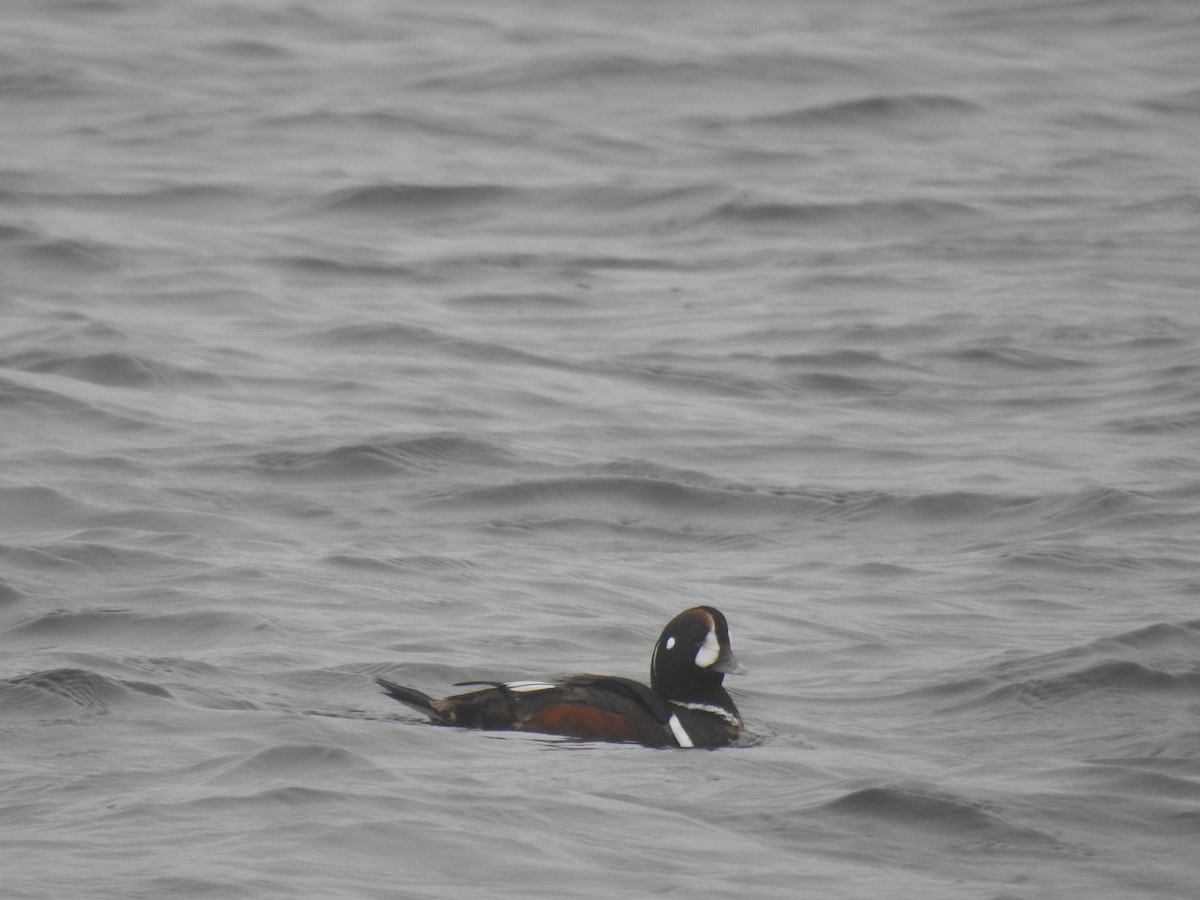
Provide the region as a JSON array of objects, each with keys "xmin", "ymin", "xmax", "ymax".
[{"xmin": 375, "ymin": 677, "xmax": 450, "ymax": 723}]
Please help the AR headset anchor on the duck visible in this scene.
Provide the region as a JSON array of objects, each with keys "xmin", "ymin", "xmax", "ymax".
[{"xmin": 375, "ymin": 606, "xmax": 744, "ymax": 748}]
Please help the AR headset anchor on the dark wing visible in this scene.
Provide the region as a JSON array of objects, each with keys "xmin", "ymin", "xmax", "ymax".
[
  {"xmin": 554, "ymin": 675, "xmax": 674, "ymax": 724},
  {"xmin": 448, "ymin": 676, "xmax": 671, "ymax": 723},
  {"xmin": 500, "ymin": 675, "xmax": 675, "ymax": 746}
]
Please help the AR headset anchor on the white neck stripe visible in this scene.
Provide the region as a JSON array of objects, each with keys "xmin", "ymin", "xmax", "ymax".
[{"xmin": 672, "ymin": 701, "xmax": 741, "ymax": 727}]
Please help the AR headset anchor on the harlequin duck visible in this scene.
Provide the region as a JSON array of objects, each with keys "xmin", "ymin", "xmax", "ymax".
[{"xmin": 375, "ymin": 606, "xmax": 745, "ymax": 748}]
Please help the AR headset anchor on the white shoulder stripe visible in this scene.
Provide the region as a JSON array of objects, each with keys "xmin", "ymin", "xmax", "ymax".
[
  {"xmin": 667, "ymin": 713, "xmax": 694, "ymax": 748},
  {"xmin": 505, "ymin": 681, "xmax": 557, "ymax": 693}
]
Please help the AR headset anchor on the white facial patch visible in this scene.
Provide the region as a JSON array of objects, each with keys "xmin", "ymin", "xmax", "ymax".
[
  {"xmin": 667, "ymin": 713, "xmax": 694, "ymax": 748},
  {"xmin": 694, "ymin": 628, "xmax": 720, "ymax": 668},
  {"xmin": 664, "ymin": 636, "xmax": 676, "ymax": 650},
  {"xmin": 505, "ymin": 681, "xmax": 557, "ymax": 693}
]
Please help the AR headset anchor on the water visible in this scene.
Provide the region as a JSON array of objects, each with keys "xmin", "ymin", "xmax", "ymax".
[{"xmin": 3, "ymin": 0, "xmax": 1199, "ymax": 897}]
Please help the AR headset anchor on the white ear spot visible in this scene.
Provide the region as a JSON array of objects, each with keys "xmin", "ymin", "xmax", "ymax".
[
  {"xmin": 694, "ymin": 628, "xmax": 720, "ymax": 668},
  {"xmin": 667, "ymin": 713, "xmax": 694, "ymax": 748},
  {"xmin": 665, "ymin": 636, "xmax": 676, "ymax": 650}
]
